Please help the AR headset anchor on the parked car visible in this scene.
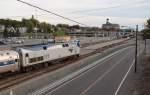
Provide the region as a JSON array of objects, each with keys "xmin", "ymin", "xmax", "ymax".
[{"xmin": 12, "ymin": 39, "xmax": 24, "ymax": 44}]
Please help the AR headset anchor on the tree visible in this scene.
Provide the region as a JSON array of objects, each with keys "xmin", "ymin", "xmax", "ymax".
[
  {"xmin": 26, "ymin": 20, "xmax": 34, "ymax": 33},
  {"xmin": 70, "ymin": 25, "xmax": 80, "ymax": 29},
  {"xmin": 39, "ymin": 22, "xmax": 52, "ymax": 33},
  {"xmin": 15, "ymin": 28, "xmax": 21, "ymax": 37},
  {"xmin": 142, "ymin": 19, "xmax": 150, "ymax": 39},
  {"xmin": 3, "ymin": 26, "xmax": 8, "ymax": 38},
  {"xmin": 21, "ymin": 16, "xmax": 39, "ymax": 33},
  {"xmin": 146, "ymin": 19, "xmax": 150, "ymax": 29},
  {"xmin": 30, "ymin": 15, "xmax": 39, "ymax": 27}
]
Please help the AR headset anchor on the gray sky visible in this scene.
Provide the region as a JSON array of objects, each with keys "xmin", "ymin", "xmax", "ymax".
[{"xmin": 0, "ymin": 0, "xmax": 150, "ymax": 29}]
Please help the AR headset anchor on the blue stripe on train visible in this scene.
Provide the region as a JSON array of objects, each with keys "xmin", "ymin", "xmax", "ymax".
[{"xmin": 0, "ymin": 60, "xmax": 16, "ymax": 67}]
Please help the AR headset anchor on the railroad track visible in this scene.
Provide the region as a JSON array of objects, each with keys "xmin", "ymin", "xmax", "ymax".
[{"xmin": 0, "ymin": 40, "xmax": 128, "ymax": 91}]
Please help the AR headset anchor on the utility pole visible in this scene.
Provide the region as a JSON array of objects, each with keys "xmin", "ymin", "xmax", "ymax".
[
  {"xmin": 145, "ymin": 39, "xmax": 146, "ymax": 50},
  {"xmin": 135, "ymin": 25, "xmax": 138, "ymax": 73}
]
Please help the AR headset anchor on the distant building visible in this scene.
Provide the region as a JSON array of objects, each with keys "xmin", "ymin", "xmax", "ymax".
[
  {"xmin": 102, "ymin": 18, "xmax": 120, "ymax": 32},
  {"xmin": 18, "ymin": 27, "xmax": 27, "ymax": 33},
  {"xmin": 7, "ymin": 26, "xmax": 16, "ymax": 33}
]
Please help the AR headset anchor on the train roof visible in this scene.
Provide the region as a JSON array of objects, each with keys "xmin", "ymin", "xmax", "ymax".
[
  {"xmin": 0, "ymin": 50, "xmax": 18, "ymax": 56},
  {"xmin": 17, "ymin": 43, "xmax": 64, "ymax": 52},
  {"xmin": 16, "ymin": 40, "xmax": 78, "ymax": 53},
  {"xmin": 0, "ymin": 50, "xmax": 19, "ymax": 62}
]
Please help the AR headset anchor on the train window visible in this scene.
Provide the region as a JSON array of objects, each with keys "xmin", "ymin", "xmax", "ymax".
[
  {"xmin": 30, "ymin": 58, "xmax": 36, "ymax": 63},
  {"xmin": 30, "ymin": 56, "xmax": 44, "ymax": 63},
  {"xmin": 37, "ymin": 56, "xmax": 44, "ymax": 61},
  {"xmin": 25, "ymin": 53, "xmax": 29, "ymax": 57}
]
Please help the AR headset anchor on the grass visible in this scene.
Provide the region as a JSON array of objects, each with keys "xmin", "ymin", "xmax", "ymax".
[
  {"xmin": 0, "ymin": 31, "xmax": 3, "ymax": 38},
  {"xmin": 52, "ymin": 31, "xmax": 66, "ymax": 36}
]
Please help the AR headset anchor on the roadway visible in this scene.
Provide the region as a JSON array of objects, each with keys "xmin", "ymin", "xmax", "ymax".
[{"xmin": 40, "ymin": 46, "xmax": 143, "ymax": 95}]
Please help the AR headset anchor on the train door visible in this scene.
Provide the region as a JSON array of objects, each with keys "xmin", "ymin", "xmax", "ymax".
[{"xmin": 24, "ymin": 53, "xmax": 29, "ymax": 66}]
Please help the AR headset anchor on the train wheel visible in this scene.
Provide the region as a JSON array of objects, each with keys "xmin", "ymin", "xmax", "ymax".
[
  {"xmin": 22, "ymin": 67, "xmax": 30, "ymax": 72},
  {"xmin": 44, "ymin": 63, "xmax": 49, "ymax": 67},
  {"xmin": 25, "ymin": 67, "xmax": 29, "ymax": 72},
  {"xmin": 76, "ymin": 54, "xmax": 80, "ymax": 57},
  {"xmin": 22, "ymin": 68, "xmax": 26, "ymax": 73}
]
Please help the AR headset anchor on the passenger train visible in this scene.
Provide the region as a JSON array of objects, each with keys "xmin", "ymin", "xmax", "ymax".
[{"xmin": 0, "ymin": 40, "xmax": 80, "ymax": 74}]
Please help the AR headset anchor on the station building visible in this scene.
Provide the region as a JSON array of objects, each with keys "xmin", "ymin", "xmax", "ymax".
[{"xmin": 102, "ymin": 18, "xmax": 120, "ymax": 32}]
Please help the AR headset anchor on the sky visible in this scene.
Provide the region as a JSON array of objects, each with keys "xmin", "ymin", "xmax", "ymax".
[{"xmin": 0, "ymin": 0, "xmax": 150, "ymax": 29}]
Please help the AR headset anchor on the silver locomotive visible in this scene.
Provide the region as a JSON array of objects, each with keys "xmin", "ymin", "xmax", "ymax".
[{"xmin": 0, "ymin": 40, "xmax": 80, "ymax": 74}]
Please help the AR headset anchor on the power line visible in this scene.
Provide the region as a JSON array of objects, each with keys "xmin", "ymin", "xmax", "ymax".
[
  {"xmin": 17, "ymin": 0, "xmax": 89, "ymax": 27},
  {"xmin": 70, "ymin": 6, "xmax": 120, "ymax": 14},
  {"xmin": 69, "ymin": 0, "xmax": 146, "ymax": 14}
]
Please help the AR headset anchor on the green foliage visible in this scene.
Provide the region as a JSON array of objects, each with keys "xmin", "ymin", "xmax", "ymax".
[
  {"xmin": 0, "ymin": 19, "xmax": 21, "ymax": 27},
  {"xmin": 56, "ymin": 24, "xmax": 69, "ymax": 29},
  {"xmin": 52, "ymin": 31, "xmax": 66, "ymax": 36},
  {"xmin": 142, "ymin": 29, "xmax": 150, "ymax": 39},
  {"xmin": 0, "ymin": 32, "xmax": 3, "ymax": 37},
  {"xmin": 26, "ymin": 20, "xmax": 34, "ymax": 33},
  {"xmin": 142, "ymin": 19, "xmax": 150, "ymax": 39},
  {"xmin": 39, "ymin": 22, "xmax": 52, "ymax": 33},
  {"xmin": 15, "ymin": 28, "xmax": 21, "ymax": 37},
  {"xmin": 0, "ymin": 15, "xmax": 102, "ymax": 38},
  {"xmin": 3, "ymin": 26, "xmax": 8, "ymax": 38}
]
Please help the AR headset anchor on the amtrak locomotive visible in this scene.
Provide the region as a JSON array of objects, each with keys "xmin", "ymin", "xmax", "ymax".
[{"xmin": 0, "ymin": 40, "xmax": 80, "ymax": 74}]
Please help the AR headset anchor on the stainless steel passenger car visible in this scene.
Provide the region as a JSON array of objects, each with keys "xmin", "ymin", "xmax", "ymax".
[{"xmin": 0, "ymin": 50, "xmax": 19, "ymax": 74}]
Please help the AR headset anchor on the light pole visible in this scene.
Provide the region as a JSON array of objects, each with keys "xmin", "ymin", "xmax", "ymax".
[{"xmin": 135, "ymin": 25, "xmax": 138, "ymax": 73}]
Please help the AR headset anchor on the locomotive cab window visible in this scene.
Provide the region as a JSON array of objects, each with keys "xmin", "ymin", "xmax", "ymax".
[
  {"xmin": 62, "ymin": 44, "xmax": 69, "ymax": 47},
  {"xmin": 15, "ymin": 59, "xmax": 18, "ymax": 62}
]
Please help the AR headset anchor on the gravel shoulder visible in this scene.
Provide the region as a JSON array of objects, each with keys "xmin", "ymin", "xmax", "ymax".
[
  {"xmin": 131, "ymin": 49, "xmax": 150, "ymax": 95},
  {"xmin": 125, "ymin": 40, "xmax": 150, "ymax": 95}
]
